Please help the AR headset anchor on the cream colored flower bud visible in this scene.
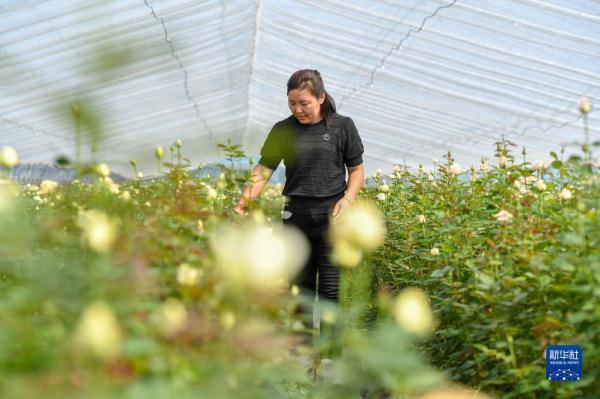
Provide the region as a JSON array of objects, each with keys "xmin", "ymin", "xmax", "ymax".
[
  {"xmin": 136, "ymin": 172, "xmax": 144, "ymax": 179},
  {"xmin": 448, "ymin": 164, "xmax": 463, "ymax": 175},
  {"xmin": 109, "ymin": 184, "xmax": 120, "ymax": 195},
  {"xmin": 197, "ymin": 219, "xmax": 204, "ymax": 233},
  {"xmin": 378, "ymin": 184, "xmax": 389, "ymax": 192},
  {"xmin": 39, "ymin": 180, "xmax": 58, "ymax": 195},
  {"xmin": 532, "ymin": 160, "xmax": 546, "ymax": 170},
  {"xmin": 417, "ymin": 214, "xmax": 426, "ymax": 223},
  {"xmin": 74, "ymin": 301, "xmax": 122, "ymax": 360},
  {"xmin": 578, "ymin": 96, "xmax": 592, "ymax": 114},
  {"xmin": 430, "ymin": 247, "xmax": 440, "ymax": 256},
  {"xmin": 120, "ymin": 191, "xmax": 131, "ymax": 201},
  {"xmin": 493, "ymin": 209, "xmax": 513, "ymax": 222},
  {"xmin": 499, "ymin": 156, "xmax": 508, "ymax": 167},
  {"xmin": 0, "ymin": 146, "xmax": 18, "ymax": 168},
  {"xmin": 535, "ymin": 180, "xmax": 546, "ymax": 191},
  {"xmin": 559, "ymin": 188, "xmax": 572, "ymax": 200},
  {"xmin": 393, "ymin": 288, "xmax": 434, "ymax": 335},
  {"xmin": 377, "ymin": 193, "xmax": 386, "ymax": 201},
  {"xmin": 513, "ymin": 180, "xmax": 522, "ymax": 189},
  {"xmin": 206, "ymin": 186, "xmax": 218, "ymax": 200},
  {"xmin": 177, "ymin": 263, "xmax": 201, "ymax": 286},
  {"xmin": 77, "ymin": 210, "xmax": 117, "ymax": 253},
  {"xmin": 155, "ymin": 145, "xmax": 165, "ymax": 159},
  {"xmin": 96, "ymin": 163, "xmax": 111, "ymax": 177},
  {"xmin": 175, "ymin": 139, "xmax": 183, "ymax": 148}
]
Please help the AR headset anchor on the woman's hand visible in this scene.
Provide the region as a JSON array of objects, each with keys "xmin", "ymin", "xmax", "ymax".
[
  {"xmin": 233, "ymin": 199, "xmax": 248, "ymax": 216},
  {"xmin": 331, "ymin": 196, "xmax": 352, "ymax": 223}
]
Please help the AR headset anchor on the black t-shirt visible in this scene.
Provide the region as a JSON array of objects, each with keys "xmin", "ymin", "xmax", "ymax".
[{"xmin": 258, "ymin": 112, "xmax": 364, "ymax": 215}]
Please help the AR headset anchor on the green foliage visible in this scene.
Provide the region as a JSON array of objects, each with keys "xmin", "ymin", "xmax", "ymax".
[{"xmin": 367, "ymin": 141, "xmax": 599, "ymax": 398}]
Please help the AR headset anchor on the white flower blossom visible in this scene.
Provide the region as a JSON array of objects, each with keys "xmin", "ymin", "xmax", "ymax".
[
  {"xmin": 448, "ymin": 164, "xmax": 464, "ymax": 175},
  {"xmin": 177, "ymin": 263, "xmax": 201, "ymax": 286},
  {"xmin": 535, "ymin": 180, "xmax": 547, "ymax": 191},
  {"xmin": 493, "ymin": 209, "xmax": 513, "ymax": 222},
  {"xmin": 559, "ymin": 188, "xmax": 572, "ymax": 200}
]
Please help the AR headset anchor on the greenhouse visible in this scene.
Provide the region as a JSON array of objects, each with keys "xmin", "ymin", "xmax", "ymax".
[{"xmin": 0, "ymin": 1, "xmax": 598, "ymax": 398}]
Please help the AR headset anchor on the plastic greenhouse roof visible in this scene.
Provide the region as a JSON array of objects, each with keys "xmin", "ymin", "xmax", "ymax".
[{"xmin": 1, "ymin": 0, "xmax": 599, "ymax": 177}]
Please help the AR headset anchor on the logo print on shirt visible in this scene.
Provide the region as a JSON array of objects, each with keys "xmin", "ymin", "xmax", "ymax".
[{"xmin": 322, "ymin": 134, "xmax": 330, "ymax": 142}]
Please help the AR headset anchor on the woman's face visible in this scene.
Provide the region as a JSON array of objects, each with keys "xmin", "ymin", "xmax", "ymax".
[{"xmin": 288, "ymin": 88, "xmax": 325, "ymax": 124}]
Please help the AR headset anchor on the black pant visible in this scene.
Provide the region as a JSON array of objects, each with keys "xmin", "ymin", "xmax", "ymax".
[{"xmin": 282, "ymin": 211, "xmax": 339, "ymax": 301}]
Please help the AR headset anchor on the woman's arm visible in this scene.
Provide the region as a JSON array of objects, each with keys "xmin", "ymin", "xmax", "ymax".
[
  {"xmin": 332, "ymin": 163, "xmax": 365, "ymax": 221},
  {"xmin": 233, "ymin": 163, "xmax": 274, "ymax": 215}
]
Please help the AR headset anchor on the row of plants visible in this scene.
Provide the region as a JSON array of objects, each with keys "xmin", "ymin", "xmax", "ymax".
[{"xmin": 366, "ymin": 139, "xmax": 598, "ymax": 398}]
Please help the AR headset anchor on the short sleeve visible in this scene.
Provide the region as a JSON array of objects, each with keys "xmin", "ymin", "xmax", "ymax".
[
  {"xmin": 343, "ymin": 117, "xmax": 364, "ymax": 167},
  {"xmin": 258, "ymin": 123, "xmax": 284, "ymax": 170}
]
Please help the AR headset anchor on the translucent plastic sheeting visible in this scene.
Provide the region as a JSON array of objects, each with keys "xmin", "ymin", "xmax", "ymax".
[{"xmin": 1, "ymin": 0, "xmax": 599, "ymax": 177}]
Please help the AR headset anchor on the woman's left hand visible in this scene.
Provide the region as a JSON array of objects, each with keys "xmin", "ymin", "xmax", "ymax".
[{"xmin": 331, "ymin": 197, "xmax": 352, "ymax": 223}]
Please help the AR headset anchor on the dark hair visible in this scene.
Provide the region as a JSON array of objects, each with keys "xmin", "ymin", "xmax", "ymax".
[{"xmin": 287, "ymin": 69, "xmax": 336, "ymax": 125}]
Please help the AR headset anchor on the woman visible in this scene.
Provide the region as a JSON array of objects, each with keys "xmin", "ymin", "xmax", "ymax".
[{"xmin": 234, "ymin": 69, "xmax": 365, "ymax": 307}]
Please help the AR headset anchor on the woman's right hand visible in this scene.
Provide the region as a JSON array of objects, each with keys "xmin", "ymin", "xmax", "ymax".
[
  {"xmin": 233, "ymin": 203, "xmax": 246, "ymax": 216},
  {"xmin": 233, "ymin": 199, "xmax": 248, "ymax": 216}
]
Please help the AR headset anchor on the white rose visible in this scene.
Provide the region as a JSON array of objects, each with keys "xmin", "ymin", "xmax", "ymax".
[
  {"xmin": 493, "ymin": 209, "xmax": 513, "ymax": 222},
  {"xmin": 559, "ymin": 188, "xmax": 572, "ymax": 200}
]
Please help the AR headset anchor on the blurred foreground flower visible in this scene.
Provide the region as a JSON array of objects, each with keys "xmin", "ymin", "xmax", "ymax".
[
  {"xmin": 77, "ymin": 209, "xmax": 117, "ymax": 253},
  {"xmin": 74, "ymin": 301, "xmax": 122, "ymax": 360},
  {"xmin": 331, "ymin": 239, "xmax": 363, "ymax": 268},
  {"xmin": 393, "ymin": 288, "xmax": 434, "ymax": 336},
  {"xmin": 377, "ymin": 193, "xmax": 386, "ymax": 201},
  {"xmin": 0, "ymin": 146, "xmax": 18, "ymax": 167},
  {"xmin": 417, "ymin": 214, "xmax": 426, "ymax": 223},
  {"xmin": 329, "ymin": 201, "xmax": 386, "ymax": 268},
  {"xmin": 430, "ymin": 247, "xmax": 440, "ymax": 256},
  {"xmin": 209, "ymin": 222, "xmax": 309, "ymax": 291},
  {"xmin": 331, "ymin": 201, "xmax": 386, "ymax": 252}
]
